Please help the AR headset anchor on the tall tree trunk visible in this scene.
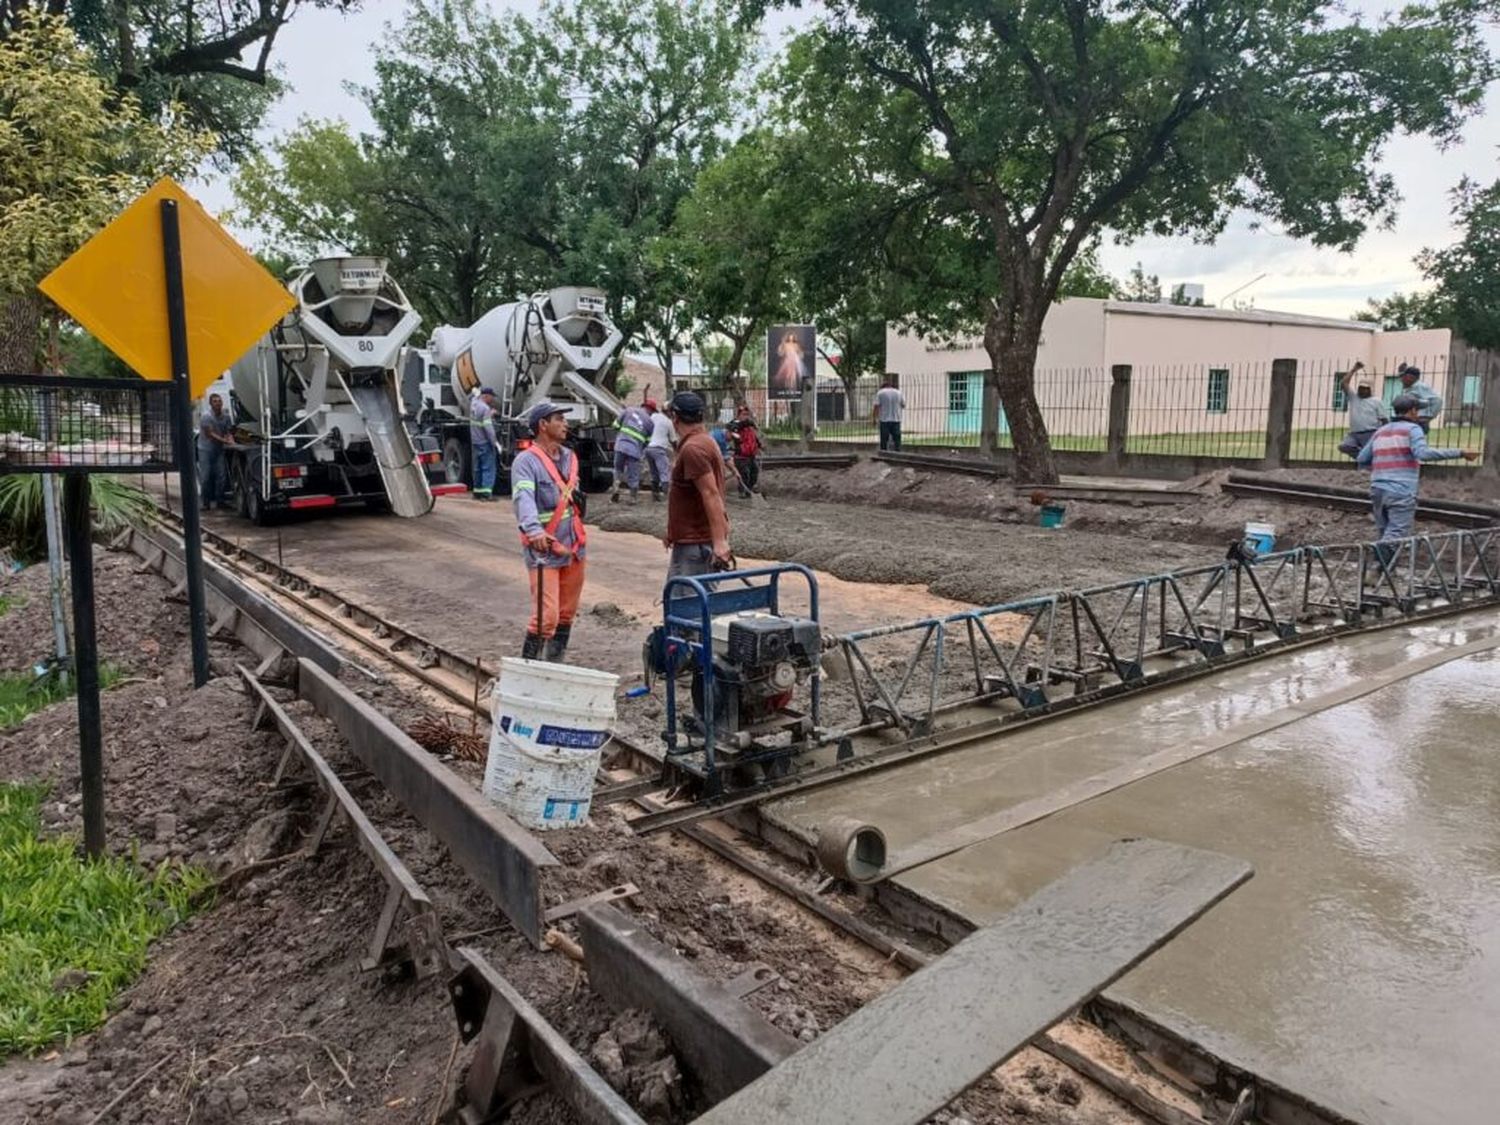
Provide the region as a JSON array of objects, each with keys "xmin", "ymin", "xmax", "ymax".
[
  {"xmin": 983, "ymin": 290, "xmax": 1059, "ymax": 485},
  {"xmin": 0, "ymin": 293, "xmax": 44, "ymax": 375}
]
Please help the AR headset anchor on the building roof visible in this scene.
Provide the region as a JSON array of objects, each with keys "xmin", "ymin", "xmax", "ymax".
[{"xmin": 1098, "ymin": 298, "xmax": 1377, "ymax": 332}]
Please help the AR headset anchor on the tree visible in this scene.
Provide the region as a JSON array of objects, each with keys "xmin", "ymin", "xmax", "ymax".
[
  {"xmin": 766, "ymin": 1, "xmax": 1496, "ymax": 483},
  {"xmin": 661, "ymin": 130, "xmax": 804, "ymax": 404},
  {"xmin": 6, "ymin": 0, "xmax": 363, "ymax": 157},
  {"xmin": 233, "ymin": 0, "xmax": 753, "ymax": 360},
  {"xmin": 1351, "ymin": 289, "xmax": 1452, "ymax": 333},
  {"xmin": 1416, "ymin": 178, "xmax": 1500, "ymax": 350},
  {"xmin": 0, "ymin": 12, "xmax": 214, "ymax": 373},
  {"xmin": 1116, "ymin": 262, "xmax": 1161, "ymax": 303}
]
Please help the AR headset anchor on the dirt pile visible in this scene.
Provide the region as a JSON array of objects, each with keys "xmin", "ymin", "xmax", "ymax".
[
  {"xmin": 0, "ymin": 552, "xmax": 182, "ymax": 678},
  {"xmin": 592, "ymin": 480, "xmax": 1211, "ymax": 606}
]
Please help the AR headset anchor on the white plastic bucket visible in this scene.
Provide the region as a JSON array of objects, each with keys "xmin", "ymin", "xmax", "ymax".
[
  {"xmin": 482, "ymin": 657, "xmax": 619, "ymax": 830},
  {"xmin": 1243, "ymin": 521, "xmax": 1276, "ymax": 554}
]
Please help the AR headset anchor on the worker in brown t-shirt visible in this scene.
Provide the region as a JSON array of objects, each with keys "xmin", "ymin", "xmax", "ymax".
[{"xmin": 663, "ymin": 391, "xmax": 732, "ymax": 579}]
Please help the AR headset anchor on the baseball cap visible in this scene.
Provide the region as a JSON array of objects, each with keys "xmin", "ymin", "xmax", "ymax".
[
  {"xmin": 1391, "ymin": 393, "xmax": 1422, "ymax": 415},
  {"xmin": 1399, "ymin": 366, "xmax": 1420, "ymax": 380},
  {"xmin": 669, "ymin": 391, "xmax": 705, "ymax": 420},
  {"xmin": 525, "ymin": 400, "xmax": 566, "ymax": 433},
  {"xmin": 643, "ymin": 398, "xmax": 658, "ymax": 412},
  {"xmin": 478, "ymin": 386, "xmax": 496, "ymax": 396}
]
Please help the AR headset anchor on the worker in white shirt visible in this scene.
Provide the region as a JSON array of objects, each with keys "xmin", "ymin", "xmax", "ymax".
[{"xmin": 643, "ymin": 398, "xmax": 675, "ymax": 503}]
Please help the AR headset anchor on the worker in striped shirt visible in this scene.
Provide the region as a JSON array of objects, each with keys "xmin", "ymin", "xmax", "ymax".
[{"xmin": 1355, "ymin": 393, "xmax": 1477, "ymax": 542}]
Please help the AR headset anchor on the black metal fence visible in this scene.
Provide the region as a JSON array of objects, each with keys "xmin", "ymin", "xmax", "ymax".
[
  {"xmin": 757, "ymin": 354, "xmax": 1493, "ymax": 468},
  {"xmin": 0, "ymin": 373, "xmax": 180, "ymax": 474},
  {"xmin": 1288, "ymin": 355, "xmax": 1487, "ymax": 462}
]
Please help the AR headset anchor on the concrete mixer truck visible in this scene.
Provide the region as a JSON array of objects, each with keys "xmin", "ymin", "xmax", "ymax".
[
  {"xmin": 224, "ymin": 257, "xmax": 456, "ymax": 524},
  {"xmin": 402, "ymin": 287, "xmax": 625, "ymax": 493}
]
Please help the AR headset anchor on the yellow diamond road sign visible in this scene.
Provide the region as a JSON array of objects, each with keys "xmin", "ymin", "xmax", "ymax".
[{"xmin": 39, "ymin": 177, "xmax": 295, "ymax": 398}]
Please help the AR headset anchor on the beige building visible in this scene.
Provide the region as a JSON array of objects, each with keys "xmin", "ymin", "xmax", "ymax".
[{"xmin": 886, "ymin": 299, "xmax": 1460, "ymax": 438}]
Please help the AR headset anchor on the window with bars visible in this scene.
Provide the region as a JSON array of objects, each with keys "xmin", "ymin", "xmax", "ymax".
[
  {"xmin": 1331, "ymin": 373, "xmax": 1348, "ymax": 412},
  {"xmin": 948, "ymin": 372, "xmax": 971, "ymax": 413},
  {"xmin": 1205, "ymin": 368, "xmax": 1229, "ymax": 414}
]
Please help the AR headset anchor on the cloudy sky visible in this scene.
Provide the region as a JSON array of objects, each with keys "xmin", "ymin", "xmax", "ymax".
[{"xmin": 200, "ymin": 0, "xmax": 1500, "ymax": 322}]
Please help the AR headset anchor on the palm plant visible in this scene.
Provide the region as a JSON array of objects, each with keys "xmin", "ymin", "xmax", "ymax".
[{"xmin": 0, "ymin": 474, "xmax": 155, "ymax": 562}]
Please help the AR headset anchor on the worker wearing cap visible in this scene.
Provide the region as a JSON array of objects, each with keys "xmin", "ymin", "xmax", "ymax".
[
  {"xmin": 470, "ymin": 387, "xmax": 499, "ymax": 501},
  {"xmin": 512, "ymin": 401, "xmax": 587, "ymax": 661},
  {"xmin": 664, "ymin": 392, "xmax": 732, "ymax": 578},
  {"xmin": 1397, "ymin": 365, "xmax": 1444, "ymax": 432},
  {"xmin": 644, "ymin": 398, "xmax": 674, "ymax": 503},
  {"xmin": 1337, "ymin": 363, "xmax": 1389, "ymax": 458},
  {"xmin": 611, "ymin": 400, "xmax": 655, "ymax": 504},
  {"xmin": 1356, "ymin": 393, "xmax": 1477, "ymax": 541}
]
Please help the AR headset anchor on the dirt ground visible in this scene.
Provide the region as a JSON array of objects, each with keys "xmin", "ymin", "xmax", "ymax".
[
  {"xmin": 593, "ymin": 471, "xmax": 1213, "ymax": 607},
  {"xmin": 0, "ymin": 550, "xmax": 1146, "ymax": 1125}
]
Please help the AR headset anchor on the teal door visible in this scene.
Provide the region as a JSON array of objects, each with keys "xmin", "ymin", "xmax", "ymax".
[{"xmin": 947, "ymin": 371, "xmax": 1007, "ymax": 435}]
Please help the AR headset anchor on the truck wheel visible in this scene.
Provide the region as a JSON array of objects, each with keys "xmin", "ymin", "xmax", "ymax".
[
  {"xmin": 235, "ymin": 461, "xmax": 251, "ymax": 518},
  {"xmin": 245, "ymin": 477, "xmax": 275, "ymax": 527},
  {"xmin": 442, "ymin": 435, "xmax": 470, "ymax": 486}
]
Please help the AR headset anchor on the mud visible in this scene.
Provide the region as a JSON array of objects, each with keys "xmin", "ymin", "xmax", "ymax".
[
  {"xmin": 592, "ymin": 478, "xmax": 1211, "ymax": 606},
  {"xmin": 748, "ymin": 459, "xmax": 1493, "ymax": 566},
  {"xmin": 0, "ymin": 552, "xmax": 183, "ymax": 678},
  {"xmin": 0, "ymin": 543, "xmax": 1140, "ymax": 1124}
]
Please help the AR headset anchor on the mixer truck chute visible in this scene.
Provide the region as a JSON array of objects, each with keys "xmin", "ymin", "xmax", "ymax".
[
  {"xmin": 406, "ymin": 287, "xmax": 625, "ymax": 492},
  {"xmin": 225, "ymin": 257, "xmax": 454, "ymax": 524}
]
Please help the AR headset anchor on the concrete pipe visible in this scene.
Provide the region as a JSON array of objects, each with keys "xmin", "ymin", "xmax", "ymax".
[{"xmin": 816, "ymin": 816, "xmax": 888, "ymax": 884}]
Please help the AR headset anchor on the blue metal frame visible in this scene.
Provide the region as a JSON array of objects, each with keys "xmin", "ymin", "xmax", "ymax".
[{"xmin": 660, "ymin": 564, "xmax": 821, "ymax": 792}]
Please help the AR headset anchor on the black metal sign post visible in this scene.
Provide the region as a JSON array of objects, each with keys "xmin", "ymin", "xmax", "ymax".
[
  {"xmin": 62, "ymin": 472, "xmax": 106, "ymax": 857},
  {"xmin": 160, "ymin": 198, "xmax": 211, "ymax": 687}
]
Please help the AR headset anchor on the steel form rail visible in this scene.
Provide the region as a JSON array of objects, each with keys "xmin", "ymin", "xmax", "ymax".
[
  {"xmin": 833, "ymin": 526, "xmax": 1500, "ymax": 734},
  {"xmin": 628, "ymin": 526, "xmax": 1500, "ymax": 834}
]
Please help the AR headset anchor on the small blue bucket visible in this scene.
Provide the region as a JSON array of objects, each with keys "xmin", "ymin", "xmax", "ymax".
[
  {"xmin": 1039, "ymin": 503, "xmax": 1066, "ymax": 529},
  {"xmin": 1243, "ymin": 521, "xmax": 1275, "ymax": 554}
]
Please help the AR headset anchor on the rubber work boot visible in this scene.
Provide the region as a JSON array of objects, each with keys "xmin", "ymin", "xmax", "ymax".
[
  {"xmin": 521, "ymin": 632, "xmax": 545, "ymax": 660},
  {"xmin": 543, "ymin": 624, "xmax": 571, "ymax": 663}
]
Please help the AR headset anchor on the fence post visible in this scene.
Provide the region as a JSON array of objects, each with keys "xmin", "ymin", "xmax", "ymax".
[
  {"xmin": 1481, "ymin": 355, "xmax": 1500, "ymax": 482},
  {"xmin": 1107, "ymin": 365, "xmax": 1132, "ymax": 468},
  {"xmin": 1263, "ymin": 358, "xmax": 1297, "ymax": 469}
]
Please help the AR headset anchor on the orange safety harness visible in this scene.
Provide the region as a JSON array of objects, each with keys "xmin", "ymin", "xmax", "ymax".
[{"xmin": 517, "ymin": 446, "xmax": 587, "ymax": 559}]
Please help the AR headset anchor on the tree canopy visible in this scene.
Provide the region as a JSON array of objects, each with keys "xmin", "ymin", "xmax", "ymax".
[
  {"xmin": 233, "ymin": 0, "xmax": 754, "ymax": 362},
  {"xmin": 0, "ymin": 12, "xmax": 214, "ymax": 372},
  {"xmin": 5, "ymin": 0, "xmax": 361, "ymax": 156},
  {"xmin": 756, "ymin": 0, "xmax": 1499, "ymax": 481}
]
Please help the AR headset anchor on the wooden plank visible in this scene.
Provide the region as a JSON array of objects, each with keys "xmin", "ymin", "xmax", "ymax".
[
  {"xmin": 296, "ymin": 658, "xmax": 556, "ymax": 947},
  {"xmin": 696, "ymin": 839, "xmax": 1251, "ymax": 1125}
]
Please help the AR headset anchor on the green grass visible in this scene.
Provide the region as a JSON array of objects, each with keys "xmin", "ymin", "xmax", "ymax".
[
  {"xmin": 773, "ymin": 421, "xmax": 1487, "ymax": 462},
  {"xmin": 0, "ymin": 665, "xmax": 125, "ymax": 730},
  {"xmin": 0, "ymin": 783, "xmax": 212, "ymax": 1053},
  {"xmin": 0, "ymin": 594, "xmax": 15, "ymax": 618}
]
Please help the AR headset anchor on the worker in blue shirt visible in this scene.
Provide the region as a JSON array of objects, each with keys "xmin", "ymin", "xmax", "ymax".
[
  {"xmin": 1396, "ymin": 365, "xmax": 1444, "ymax": 433},
  {"xmin": 611, "ymin": 403, "xmax": 654, "ymax": 504},
  {"xmin": 1356, "ymin": 393, "xmax": 1477, "ymax": 541},
  {"xmin": 470, "ymin": 387, "xmax": 499, "ymax": 500}
]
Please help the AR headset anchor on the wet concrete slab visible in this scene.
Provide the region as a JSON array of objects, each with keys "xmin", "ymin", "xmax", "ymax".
[{"xmin": 765, "ymin": 611, "xmax": 1500, "ymax": 1124}]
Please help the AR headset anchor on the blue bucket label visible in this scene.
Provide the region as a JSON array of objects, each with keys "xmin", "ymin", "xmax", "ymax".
[
  {"xmin": 543, "ymin": 797, "xmax": 586, "ymax": 821},
  {"xmin": 536, "ymin": 724, "xmax": 609, "ymax": 749}
]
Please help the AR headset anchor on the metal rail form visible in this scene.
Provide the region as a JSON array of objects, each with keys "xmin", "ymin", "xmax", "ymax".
[
  {"xmin": 238, "ymin": 664, "xmax": 448, "ymax": 978},
  {"xmin": 630, "ymin": 526, "xmax": 1500, "ymax": 834},
  {"xmin": 833, "ymin": 526, "xmax": 1500, "ymax": 736}
]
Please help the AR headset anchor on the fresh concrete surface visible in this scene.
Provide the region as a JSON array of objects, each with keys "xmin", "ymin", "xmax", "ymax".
[{"xmin": 765, "ymin": 609, "xmax": 1500, "ymax": 1124}]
